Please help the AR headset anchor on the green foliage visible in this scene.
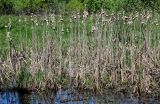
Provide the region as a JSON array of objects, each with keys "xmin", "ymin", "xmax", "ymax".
[
  {"xmin": 0, "ymin": 0, "xmax": 160, "ymax": 14},
  {"xmin": 11, "ymin": 0, "xmax": 44, "ymax": 11},
  {"xmin": 35, "ymin": 69, "xmax": 45, "ymax": 83},
  {"xmin": 123, "ymin": 0, "xmax": 142, "ymax": 12},
  {"xmin": 84, "ymin": 74, "xmax": 93, "ymax": 88},
  {"xmin": 103, "ymin": 0, "xmax": 126, "ymax": 11},
  {"xmin": 0, "ymin": 0, "xmax": 14, "ymax": 14},
  {"xmin": 84, "ymin": 0, "xmax": 143, "ymax": 12},
  {"xmin": 84, "ymin": 0, "xmax": 103, "ymax": 12},
  {"xmin": 67, "ymin": 0, "xmax": 84, "ymax": 11},
  {"xmin": 11, "ymin": 0, "xmax": 29, "ymax": 10},
  {"xmin": 158, "ymin": 0, "xmax": 160, "ymax": 6},
  {"xmin": 18, "ymin": 67, "xmax": 32, "ymax": 87}
]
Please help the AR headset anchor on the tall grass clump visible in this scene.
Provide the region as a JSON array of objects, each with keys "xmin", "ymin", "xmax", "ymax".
[{"xmin": 0, "ymin": 10, "xmax": 160, "ymax": 97}]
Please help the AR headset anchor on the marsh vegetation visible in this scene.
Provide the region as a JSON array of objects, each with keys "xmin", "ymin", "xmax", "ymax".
[{"xmin": 0, "ymin": 9, "xmax": 160, "ymax": 99}]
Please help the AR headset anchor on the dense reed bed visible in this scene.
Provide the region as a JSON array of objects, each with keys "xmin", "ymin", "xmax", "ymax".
[{"xmin": 0, "ymin": 10, "xmax": 160, "ymax": 97}]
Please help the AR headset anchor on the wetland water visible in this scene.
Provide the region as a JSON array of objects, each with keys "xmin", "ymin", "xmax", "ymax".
[{"xmin": 0, "ymin": 89, "xmax": 159, "ymax": 104}]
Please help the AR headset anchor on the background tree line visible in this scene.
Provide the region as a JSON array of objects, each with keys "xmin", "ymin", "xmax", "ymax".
[{"xmin": 0, "ymin": 0, "xmax": 160, "ymax": 14}]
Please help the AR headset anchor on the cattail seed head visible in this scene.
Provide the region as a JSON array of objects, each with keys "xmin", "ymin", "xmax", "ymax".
[
  {"xmin": 31, "ymin": 18, "xmax": 34, "ymax": 22},
  {"xmin": 123, "ymin": 16, "xmax": 129, "ymax": 21},
  {"xmin": 51, "ymin": 14, "xmax": 55, "ymax": 23},
  {"xmin": 61, "ymin": 29, "xmax": 64, "ymax": 33},
  {"xmin": 67, "ymin": 28, "xmax": 69, "ymax": 32},
  {"xmin": 8, "ymin": 18, "xmax": 11, "ymax": 27},
  {"xmin": 60, "ymin": 15, "xmax": 63, "ymax": 21},
  {"xmin": 70, "ymin": 18, "xmax": 72, "ymax": 23},
  {"xmin": 74, "ymin": 15, "xmax": 77, "ymax": 19},
  {"xmin": 141, "ymin": 21, "xmax": 145, "ymax": 24},
  {"xmin": 91, "ymin": 26, "xmax": 96, "ymax": 33},
  {"xmin": 77, "ymin": 13, "xmax": 80, "ymax": 19},
  {"xmin": 19, "ymin": 19, "xmax": 21, "ymax": 23},
  {"xmin": 127, "ymin": 20, "xmax": 133, "ymax": 25},
  {"xmin": 46, "ymin": 20, "xmax": 49, "ymax": 26},
  {"xmin": 24, "ymin": 17, "xmax": 27, "ymax": 22},
  {"xmin": 101, "ymin": 9, "xmax": 105, "ymax": 15},
  {"xmin": 7, "ymin": 32, "xmax": 11, "ymax": 39},
  {"xmin": 83, "ymin": 10, "xmax": 88, "ymax": 21}
]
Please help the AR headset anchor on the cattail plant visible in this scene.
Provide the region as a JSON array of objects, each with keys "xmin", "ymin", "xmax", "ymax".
[{"xmin": 0, "ymin": 10, "xmax": 160, "ymax": 97}]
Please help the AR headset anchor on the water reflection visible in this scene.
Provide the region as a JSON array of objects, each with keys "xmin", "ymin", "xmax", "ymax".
[
  {"xmin": 54, "ymin": 89, "xmax": 96, "ymax": 104},
  {"xmin": 0, "ymin": 91, "xmax": 19, "ymax": 104},
  {"xmin": 0, "ymin": 89, "xmax": 160, "ymax": 104},
  {"xmin": 0, "ymin": 90, "xmax": 95, "ymax": 104}
]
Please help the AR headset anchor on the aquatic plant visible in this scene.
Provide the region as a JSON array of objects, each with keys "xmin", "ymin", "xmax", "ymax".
[{"xmin": 0, "ymin": 10, "xmax": 160, "ymax": 97}]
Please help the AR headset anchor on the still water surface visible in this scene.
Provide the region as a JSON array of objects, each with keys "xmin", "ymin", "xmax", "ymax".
[{"xmin": 0, "ymin": 89, "xmax": 159, "ymax": 104}]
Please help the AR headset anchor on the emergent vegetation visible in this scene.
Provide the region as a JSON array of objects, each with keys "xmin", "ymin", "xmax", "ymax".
[{"xmin": 0, "ymin": 10, "xmax": 160, "ymax": 98}]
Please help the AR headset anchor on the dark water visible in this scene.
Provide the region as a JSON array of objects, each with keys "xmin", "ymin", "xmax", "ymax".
[{"xmin": 0, "ymin": 89, "xmax": 159, "ymax": 104}]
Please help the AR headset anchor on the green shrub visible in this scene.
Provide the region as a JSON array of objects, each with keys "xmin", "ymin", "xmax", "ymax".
[
  {"xmin": 83, "ymin": 0, "xmax": 103, "ymax": 12},
  {"xmin": 0, "ymin": 0, "xmax": 160, "ymax": 14},
  {"xmin": 84, "ymin": 0, "xmax": 143, "ymax": 12},
  {"xmin": 122, "ymin": 0, "xmax": 142, "ymax": 12},
  {"xmin": 11, "ymin": 0, "xmax": 44, "ymax": 12},
  {"xmin": 67, "ymin": 0, "xmax": 84, "ymax": 12}
]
